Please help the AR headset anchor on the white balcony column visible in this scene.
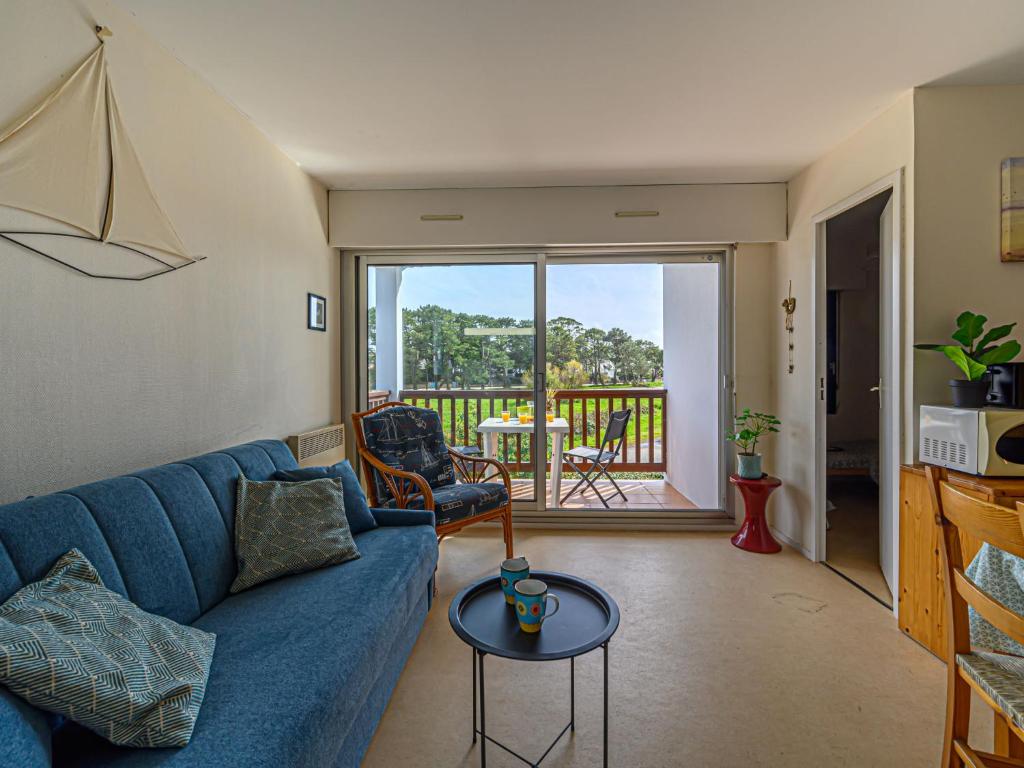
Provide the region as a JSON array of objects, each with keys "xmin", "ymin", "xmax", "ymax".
[
  {"xmin": 662, "ymin": 263, "xmax": 720, "ymax": 508},
  {"xmin": 374, "ymin": 266, "xmax": 404, "ymax": 397}
]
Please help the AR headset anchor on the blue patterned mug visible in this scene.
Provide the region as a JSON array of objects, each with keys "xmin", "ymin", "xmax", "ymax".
[
  {"xmin": 514, "ymin": 578, "xmax": 560, "ymax": 633},
  {"xmin": 500, "ymin": 557, "xmax": 530, "ymax": 605}
]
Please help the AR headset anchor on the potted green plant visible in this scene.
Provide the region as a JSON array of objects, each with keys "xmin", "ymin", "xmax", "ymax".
[
  {"xmin": 914, "ymin": 311, "xmax": 1020, "ymax": 408},
  {"xmin": 727, "ymin": 409, "xmax": 781, "ymax": 479}
]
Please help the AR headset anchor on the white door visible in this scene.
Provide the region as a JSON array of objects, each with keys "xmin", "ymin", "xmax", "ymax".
[{"xmin": 878, "ymin": 197, "xmax": 896, "ymax": 593}]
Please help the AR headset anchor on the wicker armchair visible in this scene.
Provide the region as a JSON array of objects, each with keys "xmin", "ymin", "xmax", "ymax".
[{"xmin": 351, "ymin": 402, "xmax": 513, "ymax": 558}]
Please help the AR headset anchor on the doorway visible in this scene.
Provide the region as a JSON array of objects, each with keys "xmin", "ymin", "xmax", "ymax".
[
  {"xmin": 822, "ymin": 189, "xmax": 893, "ymax": 607},
  {"xmin": 811, "ymin": 173, "xmax": 901, "ymax": 614}
]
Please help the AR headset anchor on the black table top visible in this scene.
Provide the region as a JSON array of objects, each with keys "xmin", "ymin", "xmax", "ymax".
[{"xmin": 448, "ymin": 570, "xmax": 619, "ymax": 661}]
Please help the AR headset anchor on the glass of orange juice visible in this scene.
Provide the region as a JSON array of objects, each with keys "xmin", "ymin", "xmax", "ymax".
[
  {"xmin": 546, "ymin": 412, "xmax": 555, "ymax": 423},
  {"xmin": 501, "ymin": 411, "xmax": 510, "ymax": 422}
]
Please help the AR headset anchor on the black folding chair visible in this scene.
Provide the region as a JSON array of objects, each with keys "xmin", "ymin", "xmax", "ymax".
[{"xmin": 560, "ymin": 409, "xmax": 632, "ymax": 508}]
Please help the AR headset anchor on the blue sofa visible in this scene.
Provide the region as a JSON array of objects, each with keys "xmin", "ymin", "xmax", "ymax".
[{"xmin": 0, "ymin": 440, "xmax": 438, "ymax": 768}]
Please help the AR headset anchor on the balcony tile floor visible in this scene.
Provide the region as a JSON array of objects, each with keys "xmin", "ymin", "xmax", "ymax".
[{"xmin": 510, "ymin": 478, "xmax": 696, "ymax": 510}]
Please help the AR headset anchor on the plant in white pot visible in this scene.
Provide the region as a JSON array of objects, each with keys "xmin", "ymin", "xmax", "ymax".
[
  {"xmin": 914, "ymin": 311, "xmax": 1020, "ymax": 408},
  {"xmin": 727, "ymin": 408, "xmax": 780, "ymax": 479}
]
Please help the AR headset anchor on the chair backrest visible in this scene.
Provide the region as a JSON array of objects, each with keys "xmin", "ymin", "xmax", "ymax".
[
  {"xmin": 927, "ymin": 465, "xmax": 1024, "ymax": 659},
  {"xmin": 601, "ymin": 409, "xmax": 632, "ymax": 455},
  {"xmin": 351, "ymin": 401, "xmax": 455, "ymax": 505}
]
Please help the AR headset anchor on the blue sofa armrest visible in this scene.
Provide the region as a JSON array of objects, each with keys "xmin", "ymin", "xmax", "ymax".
[{"xmin": 370, "ymin": 508, "xmax": 436, "ymax": 528}]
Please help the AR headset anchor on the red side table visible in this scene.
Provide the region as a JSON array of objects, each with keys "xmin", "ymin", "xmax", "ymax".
[{"xmin": 729, "ymin": 474, "xmax": 783, "ymax": 554}]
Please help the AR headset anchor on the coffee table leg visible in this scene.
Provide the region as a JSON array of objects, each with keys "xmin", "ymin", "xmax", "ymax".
[
  {"xmin": 603, "ymin": 642, "xmax": 609, "ymax": 767},
  {"xmin": 472, "ymin": 648, "xmax": 477, "ymax": 744},
  {"xmin": 570, "ymin": 656, "xmax": 575, "ymax": 732},
  {"xmin": 478, "ymin": 650, "xmax": 487, "ymax": 767}
]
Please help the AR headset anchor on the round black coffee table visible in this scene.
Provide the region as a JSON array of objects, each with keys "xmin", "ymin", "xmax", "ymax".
[{"xmin": 449, "ymin": 571, "xmax": 619, "ymax": 767}]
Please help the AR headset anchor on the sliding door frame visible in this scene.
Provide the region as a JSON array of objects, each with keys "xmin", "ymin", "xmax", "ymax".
[
  {"xmin": 357, "ymin": 250, "xmax": 548, "ymax": 509},
  {"xmin": 349, "ymin": 245, "xmax": 736, "ymax": 531},
  {"xmin": 536, "ymin": 248, "xmax": 735, "ymax": 526}
]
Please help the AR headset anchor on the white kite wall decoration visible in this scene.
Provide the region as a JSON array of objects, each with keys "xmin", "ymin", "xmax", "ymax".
[{"xmin": 0, "ymin": 26, "xmax": 204, "ymax": 280}]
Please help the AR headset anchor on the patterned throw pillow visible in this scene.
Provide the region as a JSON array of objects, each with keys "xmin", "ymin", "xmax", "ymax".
[
  {"xmin": 0, "ymin": 549, "xmax": 215, "ymax": 748},
  {"xmin": 231, "ymin": 476, "xmax": 360, "ymax": 593},
  {"xmin": 272, "ymin": 459, "xmax": 378, "ymax": 535}
]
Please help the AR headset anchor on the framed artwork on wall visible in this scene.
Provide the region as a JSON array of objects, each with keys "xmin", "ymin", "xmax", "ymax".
[
  {"xmin": 307, "ymin": 293, "xmax": 326, "ymax": 331},
  {"xmin": 1002, "ymin": 158, "xmax": 1024, "ymax": 262}
]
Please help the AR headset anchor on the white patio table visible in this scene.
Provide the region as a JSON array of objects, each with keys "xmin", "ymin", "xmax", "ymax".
[{"xmin": 475, "ymin": 417, "xmax": 570, "ymax": 508}]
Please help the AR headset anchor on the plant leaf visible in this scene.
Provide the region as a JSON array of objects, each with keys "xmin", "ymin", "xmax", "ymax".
[
  {"xmin": 979, "ymin": 340, "xmax": 1022, "ymax": 366},
  {"xmin": 942, "ymin": 347, "xmax": 981, "ymax": 380},
  {"xmin": 947, "ymin": 347, "xmax": 989, "ymax": 381},
  {"xmin": 976, "ymin": 323, "xmax": 1016, "ymax": 355},
  {"xmin": 952, "ymin": 311, "xmax": 986, "ymax": 347}
]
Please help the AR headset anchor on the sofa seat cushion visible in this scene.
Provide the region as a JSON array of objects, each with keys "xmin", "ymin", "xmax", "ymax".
[
  {"xmin": 52, "ymin": 524, "xmax": 438, "ymax": 768},
  {"xmin": 382, "ymin": 482, "xmax": 508, "ymax": 526}
]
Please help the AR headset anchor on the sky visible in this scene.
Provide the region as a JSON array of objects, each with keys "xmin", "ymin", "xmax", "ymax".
[{"xmin": 369, "ymin": 263, "xmax": 664, "ymax": 345}]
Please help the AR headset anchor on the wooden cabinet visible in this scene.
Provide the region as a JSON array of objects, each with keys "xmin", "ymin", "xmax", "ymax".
[{"xmin": 898, "ymin": 465, "xmax": 1024, "ymax": 658}]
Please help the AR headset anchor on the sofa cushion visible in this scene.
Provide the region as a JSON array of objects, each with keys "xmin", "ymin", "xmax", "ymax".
[
  {"xmin": 178, "ymin": 441, "xmax": 301, "ymax": 542},
  {"xmin": 128, "ymin": 463, "xmax": 234, "ymax": 617},
  {"xmin": 359, "ymin": 406, "xmax": 455, "ymax": 503},
  {"xmin": 0, "ymin": 687, "xmax": 50, "ymax": 768},
  {"xmin": 52, "ymin": 524, "xmax": 439, "ymax": 768},
  {"xmin": 230, "ymin": 477, "xmax": 360, "ymax": 593},
  {"xmin": 273, "ymin": 460, "xmax": 378, "ymax": 535},
  {"xmin": 0, "ymin": 549, "xmax": 215, "ymax": 748},
  {"xmin": 382, "ymin": 481, "xmax": 509, "ymax": 525}
]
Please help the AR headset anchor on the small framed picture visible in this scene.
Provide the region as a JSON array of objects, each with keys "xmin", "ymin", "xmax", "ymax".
[{"xmin": 307, "ymin": 293, "xmax": 326, "ymax": 331}]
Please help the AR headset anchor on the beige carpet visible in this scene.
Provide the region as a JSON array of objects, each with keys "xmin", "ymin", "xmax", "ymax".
[{"xmin": 363, "ymin": 529, "xmax": 993, "ymax": 767}]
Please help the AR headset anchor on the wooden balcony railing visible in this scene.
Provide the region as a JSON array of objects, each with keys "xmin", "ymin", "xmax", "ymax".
[
  {"xmin": 397, "ymin": 387, "xmax": 665, "ymax": 473},
  {"xmin": 368, "ymin": 389, "xmax": 392, "ymax": 408}
]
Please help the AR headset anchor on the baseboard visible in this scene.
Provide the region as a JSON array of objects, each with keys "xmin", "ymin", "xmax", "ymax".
[
  {"xmin": 464, "ymin": 516, "xmax": 739, "ymax": 533},
  {"xmin": 770, "ymin": 526, "xmax": 813, "ymax": 559}
]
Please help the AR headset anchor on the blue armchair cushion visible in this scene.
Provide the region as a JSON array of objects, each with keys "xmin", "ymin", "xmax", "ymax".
[
  {"xmin": 230, "ymin": 477, "xmax": 360, "ymax": 593},
  {"xmin": 0, "ymin": 549, "xmax": 215, "ymax": 748},
  {"xmin": 359, "ymin": 406, "xmax": 455, "ymax": 503},
  {"xmin": 272, "ymin": 460, "xmax": 378, "ymax": 535},
  {"xmin": 381, "ymin": 482, "xmax": 508, "ymax": 526}
]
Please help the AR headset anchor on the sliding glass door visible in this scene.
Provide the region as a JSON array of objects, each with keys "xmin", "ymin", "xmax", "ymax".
[
  {"xmin": 356, "ymin": 249, "xmax": 732, "ymax": 519},
  {"xmin": 359, "ymin": 254, "xmax": 546, "ymax": 508},
  {"xmin": 544, "ymin": 253, "xmax": 730, "ymax": 515}
]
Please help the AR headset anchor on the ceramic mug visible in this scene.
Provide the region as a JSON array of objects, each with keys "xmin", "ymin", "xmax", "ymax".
[
  {"xmin": 514, "ymin": 578, "xmax": 560, "ymax": 633},
  {"xmin": 500, "ymin": 557, "xmax": 530, "ymax": 605}
]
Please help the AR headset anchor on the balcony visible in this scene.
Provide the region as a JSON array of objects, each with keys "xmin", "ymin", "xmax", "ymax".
[{"xmin": 378, "ymin": 387, "xmax": 695, "ymax": 510}]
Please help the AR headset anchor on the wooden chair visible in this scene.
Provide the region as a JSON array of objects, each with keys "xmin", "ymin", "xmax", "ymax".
[
  {"xmin": 352, "ymin": 401, "xmax": 514, "ymax": 558},
  {"xmin": 927, "ymin": 465, "xmax": 1024, "ymax": 768}
]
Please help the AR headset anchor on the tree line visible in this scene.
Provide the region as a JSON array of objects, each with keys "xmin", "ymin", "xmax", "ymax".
[{"xmin": 369, "ymin": 306, "xmax": 663, "ymax": 390}]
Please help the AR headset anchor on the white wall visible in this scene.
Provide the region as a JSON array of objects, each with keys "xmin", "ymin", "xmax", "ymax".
[
  {"xmin": 329, "ymin": 183, "xmax": 786, "ymax": 247},
  {"xmin": 663, "ymin": 263, "xmax": 720, "ymax": 508},
  {"xmin": 913, "ymin": 85, "xmax": 1024, "ymax": 420},
  {"xmin": 0, "ymin": 0, "xmax": 338, "ymax": 502},
  {"xmin": 770, "ymin": 93, "xmax": 914, "ymax": 554},
  {"xmin": 733, "ymin": 243, "xmax": 777, "ymax": 478}
]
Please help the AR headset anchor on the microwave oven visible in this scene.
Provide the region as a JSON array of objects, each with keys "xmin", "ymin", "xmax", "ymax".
[{"xmin": 919, "ymin": 405, "xmax": 1024, "ymax": 476}]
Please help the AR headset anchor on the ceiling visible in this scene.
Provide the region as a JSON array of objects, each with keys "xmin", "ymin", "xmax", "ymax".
[{"xmin": 113, "ymin": 0, "xmax": 1024, "ymax": 190}]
